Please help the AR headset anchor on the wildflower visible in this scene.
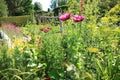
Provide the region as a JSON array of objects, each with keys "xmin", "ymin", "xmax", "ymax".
[
  {"xmin": 111, "ymin": 40, "xmax": 118, "ymax": 47},
  {"xmin": 40, "ymin": 28, "xmax": 44, "ymax": 31},
  {"xmin": 40, "ymin": 27, "xmax": 52, "ymax": 33},
  {"xmin": 101, "ymin": 17, "xmax": 109, "ymax": 22},
  {"xmin": 2, "ymin": 23, "xmax": 23, "ymax": 38},
  {"xmin": 73, "ymin": 15, "xmax": 85, "ymax": 22},
  {"xmin": 43, "ymin": 28, "xmax": 49, "ymax": 33},
  {"xmin": 88, "ymin": 48, "xmax": 99, "ymax": 53},
  {"xmin": 27, "ymin": 63, "xmax": 37, "ymax": 67},
  {"xmin": 12, "ymin": 38, "xmax": 24, "ymax": 49},
  {"xmin": 8, "ymin": 48, "xmax": 14, "ymax": 55},
  {"xmin": 103, "ymin": 27, "xmax": 111, "ymax": 32},
  {"xmin": 59, "ymin": 13, "xmax": 71, "ymax": 21},
  {"xmin": 67, "ymin": 64, "xmax": 73, "ymax": 71},
  {"xmin": 23, "ymin": 36, "xmax": 31, "ymax": 42}
]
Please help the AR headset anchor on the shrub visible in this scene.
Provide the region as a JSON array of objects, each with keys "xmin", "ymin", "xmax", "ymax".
[
  {"xmin": 53, "ymin": 5, "xmax": 68, "ymax": 16},
  {"xmin": 0, "ymin": 15, "xmax": 33, "ymax": 26}
]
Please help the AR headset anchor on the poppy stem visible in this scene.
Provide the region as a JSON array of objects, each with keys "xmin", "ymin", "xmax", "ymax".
[{"xmin": 60, "ymin": 20, "xmax": 63, "ymax": 33}]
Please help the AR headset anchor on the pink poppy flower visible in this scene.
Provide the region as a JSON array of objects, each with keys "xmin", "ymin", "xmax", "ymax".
[
  {"xmin": 73, "ymin": 15, "xmax": 85, "ymax": 22},
  {"xmin": 40, "ymin": 28, "xmax": 49, "ymax": 33},
  {"xmin": 59, "ymin": 13, "xmax": 71, "ymax": 21},
  {"xmin": 40, "ymin": 28, "xmax": 45, "ymax": 31},
  {"xmin": 43, "ymin": 28, "xmax": 49, "ymax": 33}
]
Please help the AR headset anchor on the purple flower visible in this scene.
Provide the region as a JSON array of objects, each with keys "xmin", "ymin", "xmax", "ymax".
[
  {"xmin": 59, "ymin": 13, "xmax": 71, "ymax": 21},
  {"xmin": 73, "ymin": 15, "xmax": 85, "ymax": 22}
]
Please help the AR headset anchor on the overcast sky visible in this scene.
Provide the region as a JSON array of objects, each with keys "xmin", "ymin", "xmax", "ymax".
[{"xmin": 32, "ymin": 0, "xmax": 51, "ymax": 11}]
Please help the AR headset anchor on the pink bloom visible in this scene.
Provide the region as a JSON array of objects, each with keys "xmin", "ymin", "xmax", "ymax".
[
  {"xmin": 43, "ymin": 28, "xmax": 49, "ymax": 33},
  {"xmin": 40, "ymin": 28, "xmax": 49, "ymax": 33},
  {"xmin": 40, "ymin": 28, "xmax": 45, "ymax": 31},
  {"xmin": 59, "ymin": 13, "xmax": 71, "ymax": 21},
  {"xmin": 73, "ymin": 15, "xmax": 85, "ymax": 22},
  {"xmin": 15, "ymin": 27, "xmax": 21, "ymax": 31}
]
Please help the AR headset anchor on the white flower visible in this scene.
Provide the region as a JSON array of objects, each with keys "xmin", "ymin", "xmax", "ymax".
[
  {"xmin": 23, "ymin": 36, "xmax": 31, "ymax": 42},
  {"xmin": 67, "ymin": 64, "xmax": 73, "ymax": 71}
]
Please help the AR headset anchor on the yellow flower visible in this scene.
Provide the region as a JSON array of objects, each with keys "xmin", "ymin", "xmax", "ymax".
[
  {"xmin": 8, "ymin": 48, "xmax": 14, "ymax": 55},
  {"xmin": 88, "ymin": 47, "xmax": 99, "ymax": 53},
  {"xmin": 113, "ymin": 27, "xmax": 120, "ymax": 33},
  {"xmin": 101, "ymin": 17, "xmax": 109, "ymax": 23},
  {"xmin": 111, "ymin": 40, "xmax": 119, "ymax": 47},
  {"xmin": 102, "ymin": 27, "xmax": 111, "ymax": 32},
  {"xmin": 12, "ymin": 38, "xmax": 25, "ymax": 48}
]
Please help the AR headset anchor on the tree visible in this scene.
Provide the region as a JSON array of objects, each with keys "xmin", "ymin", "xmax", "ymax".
[
  {"xmin": 5, "ymin": 0, "xmax": 33, "ymax": 16},
  {"xmin": 50, "ymin": 0, "xmax": 67, "ymax": 10},
  {"xmin": 34, "ymin": 2, "xmax": 43, "ymax": 12},
  {"xmin": 0, "ymin": 0, "xmax": 8, "ymax": 17},
  {"xmin": 50, "ymin": 0, "xmax": 68, "ymax": 16}
]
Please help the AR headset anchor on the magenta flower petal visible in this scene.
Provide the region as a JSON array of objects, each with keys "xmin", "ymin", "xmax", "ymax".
[
  {"xmin": 59, "ymin": 13, "xmax": 71, "ymax": 21},
  {"xmin": 73, "ymin": 15, "xmax": 85, "ymax": 22},
  {"xmin": 64, "ymin": 13, "xmax": 71, "ymax": 19},
  {"xmin": 59, "ymin": 15, "xmax": 67, "ymax": 21},
  {"xmin": 80, "ymin": 16, "xmax": 85, "ymax": 21}
]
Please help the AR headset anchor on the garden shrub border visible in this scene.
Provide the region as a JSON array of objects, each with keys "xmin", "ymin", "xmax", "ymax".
[{"xmin": 0, "ymin": 15, "xmax": 33, "ymax": 26}]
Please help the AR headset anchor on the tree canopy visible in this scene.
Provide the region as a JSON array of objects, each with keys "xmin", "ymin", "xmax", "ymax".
[
  {"xmin": 50, "ymin": 0, "xmax": 67, "ymax": 10},
  {"xmin": 0, "ymin": 0, "xmax": 8, "ymax": 17},
  {"xmin": 34, "ymin": 2, "xmax": 43, "ymax": 12},
  {"xmin": 5, "ymin": 0, "xmax": 33, "ymax": 16}
]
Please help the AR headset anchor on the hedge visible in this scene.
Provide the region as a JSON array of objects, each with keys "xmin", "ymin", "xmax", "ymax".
[
  {"xmin": 0, "ymin": 15, "xmax": 33, "ymax": 26},
  {"xmin": 53, "ymin": 5, "xmax": 68, "ymax": 16}
]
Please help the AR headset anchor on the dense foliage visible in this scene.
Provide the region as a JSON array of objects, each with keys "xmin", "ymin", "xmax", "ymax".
[
  {"xmin": 50, "ymin": 0, "xmax": 67, "ymax": 10},
  {"xmin": 5, "ymin": 0, "xmax": 33, "ymax": 16},
  {"xmin": 98, "ymin": 0, "xmax": 119, "ymax": 17},
  {"xmin": 0, "ymin": 16, "xmax": 33, "ymax": 26},
  {"xmin": 34, "ymin": 2, "xmax": 43, "ymax": 12},
  {"xmin": 0, "ymin": 0, "xmax": 120, "ymax": 80},
  {"xmin": 0, "ymin": 0, "xmax": 8, "ymax": 17}
]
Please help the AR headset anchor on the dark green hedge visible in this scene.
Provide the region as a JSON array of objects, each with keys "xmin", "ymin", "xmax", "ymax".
[
  {"xmin": 53, "ymin": 5, "xmax": 68, "ymax": 16},
  {"xmin": 0, "ymin": 15, "xmax": 33, "ymax": 26}
]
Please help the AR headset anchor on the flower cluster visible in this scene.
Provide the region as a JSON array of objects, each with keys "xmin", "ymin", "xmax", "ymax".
[
  {"xmin": 40, "ymin": 27, "xmax": 52, "ymax": 33},
  {"xmin": 59, "ymin": 13, "xmax": 85, "ymax": 22},
  {"xmin": 2, "ymin": 23, "xmax": 23, "ymax": 38}
]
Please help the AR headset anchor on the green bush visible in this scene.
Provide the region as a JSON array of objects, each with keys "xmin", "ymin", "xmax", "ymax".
[
  {"xmin": 0, "ymin": 15, "xmax": 33, "ymax": 26},
  {"xmin": 53, "ymin": 5, "xmax": 68, "ymax": 16},
  {"xmin": 101, "ymin": 4, "xmax": 120, "ymax": 26}
]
